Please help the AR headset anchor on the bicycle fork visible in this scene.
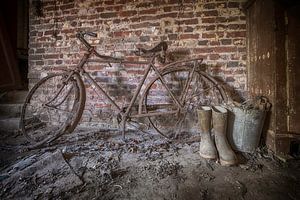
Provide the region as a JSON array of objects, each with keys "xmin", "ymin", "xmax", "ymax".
[{"xmin": 44, "ymin": 71, "xmax": 76, "ymax": 107}]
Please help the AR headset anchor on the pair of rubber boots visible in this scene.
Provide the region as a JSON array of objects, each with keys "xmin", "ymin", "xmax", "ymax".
[{"xmin": 198, "ymin": 106, "xmax": 238, "ymax": 166}]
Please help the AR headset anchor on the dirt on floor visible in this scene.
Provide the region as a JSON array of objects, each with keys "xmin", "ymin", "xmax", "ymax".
[{"xmin": 0, "ymin": 128, "xmax": 299, "ymax": 200}]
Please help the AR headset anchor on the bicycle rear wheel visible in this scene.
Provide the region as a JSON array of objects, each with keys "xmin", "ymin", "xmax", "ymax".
[
  {"xmin": 20, "ymin": 72, "xmax": 86, "ymax": 146},
  {"xmin": 143, "ymin": 65, "xmax": 227, "ymax": 139}
]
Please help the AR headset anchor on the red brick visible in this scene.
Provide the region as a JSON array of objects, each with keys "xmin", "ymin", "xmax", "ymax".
[
  {"xmin": 29, "ymin": 55, "xmax": 42, "ymax": 60},
  {"xmin": 238, "ymin": 47, "xmax": 246, "ymax": 52},
  {"xmin": 204, "ymin": 3, "xmax": 216, "ymax": 9},
  {"xmin": 140, "ymin": 36, "xmax": 150, "ymax": 42},
  {"xmin": 228, "ymin": 2, "xmax": 240, "ymax": 8},
  {"xmin": 163, "ymin": 6, "xmax": 179, "ymax": 12},
  {"xmin": 210, "ymin": 41, "xmax": 220, "ymax": 45},
  {"xmin": 96, "ymin": 7, "xmax": 105, "ymax": 12},
  {"xmin": 119, "ymin": 10, "xmax": 137, "ymax": 17},
  {"xmin": 140, "ymin": 8, "xmax": 158, "ymax": 15},
  {"xmin": 202, "ymin": 33, "xmax": 215, "ymax": 38},
  {"xmin": 228, "ymin": 24, "xmax": 246, "ymax": 30},
  {"xmin": 203, "ymin": 10, "xmax": 218, "ymax": 17},
  {"xmin": 60, "ymin": 3, "xmax": 74, "ymax": 10},
  {"xmin": 227, "ymin": 31, "xmax": 246, "ymax": 38},
  {"xmin": 112, "ymin": 31, "xmax": 131, "ymax": 37},
  {"xmin": 100, "ymin": 12, "xmax": 117, "ymax": 18},
  {"xmin": 202, "ymin": 18, "xmax": 216, "ymax": 23},
  {"xmin": 228, "ymin": 16, "xmax": 240, "ymax": 22},
  {"xmin": 178, "ymin": 12, "xmax": 194, "ymax": 18},
  {"xmin": 184, "ymin": 26, "xmax": 194, "ymax": 32},
  {"xmin": 213, "ymin": 46, "xmax": 237, "ymax": 53},
  {"xmin": 159, "ymin": 13, "xmax": 178, "ymax": 18},
  {"xmin": 35, "ymin": 48, "xmax": 45, "ymax": 54},
  {"xmin": 136, "ymin": 2, "xmax": 154, "ymax": 8},
  {"xmin": 104, "ymin": 5, "xmax": 123, "ymax": 11},
  {"xmin": 43, "ymin": 54, "xmax": 60, "ymax": 59},
  {"xmin": 226, "ymin": 77, "xmax": 235, "ymax": 82},
  {"xmin": 30, "ymin": 31, "xmax": 38, "ymax": 36},
  {"xmin": 227, "ymin": 61, "xmax": 239, "ymax": 67},
  {"xmin": 209, "ymin": 54, "xmax": 220, "ymax": 60},
  {"xmin": 138, "ymin": 15, "xmax": 158, "ymax": 21},
  {"xmin": 221, "ymin": 39, "xmax": 232, "ymax": 45},
  {"xmin": 205, "ymin": 25, "xmax": 216, "ymax": 31},
  {"xmin": 193, "ymin": 48, "xmax": 213, "ymax": 54},
  {"xmin": 198, "ymin": 40, "xmax": 208, "ymax": 46},
  {"xmin": 130, "ymin": 22, "xmax": 160, "ymax": 29},
  {"xmin": 216, "ymin": 17, "xmax": 227, "ymax": 23},
  {"xmin": 179, "ymin": 34, "xmax": 199, "ymax": 40},
  {"xmin": 104, "ymin": 0, "xmax": 114, "ymax": 5},
  {"xmin": 115, "ymin": 0, "xmax": 126, "ymax": 4},
  {"xmin": 36, "ymin": 61, "xmax": 44, "ymax": 65},
  {"xmin": 168, "ymin": 34, "xmax": 178, "ymax": 40}
]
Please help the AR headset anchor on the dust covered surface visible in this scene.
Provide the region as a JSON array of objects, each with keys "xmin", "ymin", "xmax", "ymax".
[{"xmin": 0, "ymin": 129, "xmax": 299, "ymax": 200}]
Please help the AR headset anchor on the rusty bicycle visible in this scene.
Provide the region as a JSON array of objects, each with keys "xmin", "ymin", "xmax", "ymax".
[{"xmin": 20, "ymin": 31, "xmax": 227, "ymax": 147}]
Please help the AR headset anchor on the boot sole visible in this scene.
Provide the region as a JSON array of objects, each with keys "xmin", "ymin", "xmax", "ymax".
[
  {"xmin": 220, "ymin": 159, "xmax": 237, "ymax": 166},
  {"xmin": 199, "ymin": 152, "xmax": 217, "ymax": 160}
]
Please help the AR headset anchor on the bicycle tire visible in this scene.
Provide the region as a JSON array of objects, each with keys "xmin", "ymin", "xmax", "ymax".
[
  {"xmin": 20, "ymin": 72, "xmax": 86, "ymax": 146},
  {"xmin": 143, "ymin": 65, "xmax": 227, "ymax": 139}
]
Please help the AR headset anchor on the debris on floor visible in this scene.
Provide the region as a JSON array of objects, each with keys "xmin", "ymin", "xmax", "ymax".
[
  {"xmin": 0, "ymin": 129, "xmax": 299, "ymax": 200},
  {"xmin": 0, "ymin": 150, "xmax": 83, "ymax": 199}
]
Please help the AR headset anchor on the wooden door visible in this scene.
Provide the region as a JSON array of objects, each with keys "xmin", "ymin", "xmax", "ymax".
[
  {"xmin": 0, "ymin": 3, "xmax": 21, "ymax": 91},
  {"xmin": 287, "ymin": 4, "xmax": 300, "ymax": 134}
]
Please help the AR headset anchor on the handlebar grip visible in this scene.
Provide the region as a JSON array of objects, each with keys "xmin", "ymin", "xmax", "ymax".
[{"xmin": 86, "ymin": 32, "xmax": 97, "ymax": 37}]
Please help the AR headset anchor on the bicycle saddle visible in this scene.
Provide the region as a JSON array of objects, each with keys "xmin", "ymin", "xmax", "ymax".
[{"xmin": 136, "ymin": 41, "xmax": 168, "ymax": 55}]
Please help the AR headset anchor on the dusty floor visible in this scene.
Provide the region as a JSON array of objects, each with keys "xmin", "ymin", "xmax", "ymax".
[{"xmin": 0, "ymin": 128, "xmax": 299, "ymax": 200}]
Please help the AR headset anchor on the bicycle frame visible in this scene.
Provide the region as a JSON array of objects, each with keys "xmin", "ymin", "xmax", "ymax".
[
  {"xmin": 76, "ymin": 47, "xmax": 190, "ymax": 119},
  {"xmin": 47, "ymin": 38, "xmax": 202, "ymax": 138},
  {"xmin": 20, "ymin": 31, "xmax": 231, "ymax": 148}
]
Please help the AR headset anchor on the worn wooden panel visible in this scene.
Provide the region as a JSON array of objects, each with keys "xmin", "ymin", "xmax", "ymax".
[
  {"xmin": 287, "ymin": 4, "xmax": 300, "ymax": 134},
  {"xmin": 0, "ymin": 14, "xmax": 21, "ymax": 91},
  {"xmin": 246, "ymin": 0, "xmax": 300, "ymax": 155},
  {"xmin": 273, "ymin": 2, "xmax": 288, "ymax": 134},
  {"xmin": 246, "ymin": 0, "xmax": 277, "ymax": 130}
]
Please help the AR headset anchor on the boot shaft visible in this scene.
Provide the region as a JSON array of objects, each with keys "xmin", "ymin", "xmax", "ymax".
[
  {"xmin": 212, "ymin": 106, "xmax": 228, "ymax": 134},
  {"xmin": 212, "ymin": 106, "xmax": 238, "ymax": 166},
  {"xmin": 197, "ymin": 106, "xmax": 212, "ymax": 133}
]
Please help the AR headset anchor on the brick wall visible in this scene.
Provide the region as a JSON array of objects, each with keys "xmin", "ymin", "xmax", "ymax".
[{"xmin": 28, "ymin": 0, "xmax": 247, "ymax": 127}]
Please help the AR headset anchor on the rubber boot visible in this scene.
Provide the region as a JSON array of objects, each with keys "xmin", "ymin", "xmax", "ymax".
[
  {"xmin": 212, "ymin": 106, "xmax": 238, "ymax": 166},
  {"xmin": 197, "ymin": 106, "xmax": 217, "ymax": 160}
]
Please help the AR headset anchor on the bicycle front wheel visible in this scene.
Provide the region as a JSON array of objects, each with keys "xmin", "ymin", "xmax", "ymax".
[
  {"xmin": 20, "ymin": 72, "xmax": 86, "ymax": 146},
  {"xmin": 143, "ymin": 65, "xmax": 227, "ymax": 139}
]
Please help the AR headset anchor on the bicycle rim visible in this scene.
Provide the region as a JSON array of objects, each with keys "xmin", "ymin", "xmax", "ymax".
[
  {"xmin": 20, "ymin": 72, "xmax": 85, "ymax": 145},
  {"xmin": 143, "ymin": 65, "xmax": 227, "ymax": 139}
]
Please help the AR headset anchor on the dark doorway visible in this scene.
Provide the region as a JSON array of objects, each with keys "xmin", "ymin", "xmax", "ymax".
[
  {"xmin": 0, "ymin": 0, "xmax": 29, "ymax": 91},
  {"xmin": 17, "ymin": 0, "xmax": 29, "ymax": 89}
]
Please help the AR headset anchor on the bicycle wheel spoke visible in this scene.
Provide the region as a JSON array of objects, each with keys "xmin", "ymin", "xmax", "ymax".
[
  {"xmin": 20, "ymin": 73, "xmax": 85, "ymax": 145},
  {"xmin": 144, "ymin": 65, "xmax": 226, "ymax": 139}
]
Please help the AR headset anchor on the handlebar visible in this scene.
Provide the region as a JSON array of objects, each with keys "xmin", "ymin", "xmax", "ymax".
[
  {"xmin": 76, "ymin": 31, "xmax": 122, "ymax": 61},
  {"xmin": 76, "ymin": 31, "xmax": 98, "ymax": 50}
]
